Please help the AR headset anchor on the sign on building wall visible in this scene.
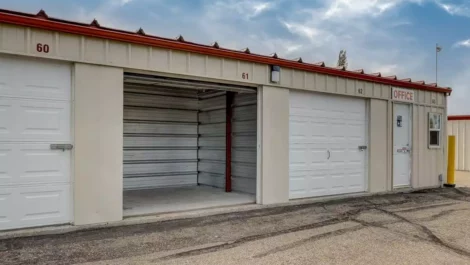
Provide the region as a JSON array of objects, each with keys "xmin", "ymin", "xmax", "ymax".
[{"xmin": 392, "ymin": 87, "xmax": 415, "ymax": 103}]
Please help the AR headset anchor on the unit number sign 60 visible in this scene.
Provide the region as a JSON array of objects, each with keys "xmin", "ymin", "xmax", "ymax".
[{"xmin": 36, "ymin": 43, "xmax": 50, "ymax": 53}]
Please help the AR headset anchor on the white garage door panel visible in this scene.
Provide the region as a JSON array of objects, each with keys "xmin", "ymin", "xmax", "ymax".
[
  {"xmin": 0, "ymin": 55, "xmax": 72, "ymax": 230},
  {"xmin": 289, "ymin": 91, "xmax": 367, "ymax": 199},
  {"xmin": 0, "ymin": 99, "xmax": 70, "ymax": 142},
  {"xmin": 0, "ymin": 144, "xmax": 70, "ymax": 185},
  {"xmin": 0, "ymin": 184, "xmax": 70, "ymax": 230},
  {"xmin": 0, "ymin": 56, "xmax": 71, "ymax": 100}
]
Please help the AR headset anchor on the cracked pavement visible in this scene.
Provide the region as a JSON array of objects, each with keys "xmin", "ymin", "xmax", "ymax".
[{"xmin": 2, "ymin": 188, "xmax": 470, "ymax": 264}]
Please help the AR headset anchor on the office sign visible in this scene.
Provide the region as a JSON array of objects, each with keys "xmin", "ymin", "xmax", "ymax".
[{"xmin": 392, "ymin": 87, "xmax": 415, "ymax": 103}]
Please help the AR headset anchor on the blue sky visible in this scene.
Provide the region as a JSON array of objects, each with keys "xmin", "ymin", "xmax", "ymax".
[{"xmin": 2, "ymin": 0, "xmax": 470, "ymax": 114}]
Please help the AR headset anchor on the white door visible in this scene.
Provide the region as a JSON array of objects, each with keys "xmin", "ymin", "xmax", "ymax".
[
  {"xmin": 393, "ymin": 104, "xmax": 412, "ymax": 187},
  {"xmin": 289, "ymin": 91, "xmax": 367, "ymax": 199},
  {"xmin": 0, "ymin": 56, "xmax": 72, "ymax": 230}
]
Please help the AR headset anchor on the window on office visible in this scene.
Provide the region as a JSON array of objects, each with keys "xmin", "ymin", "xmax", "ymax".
[{"xmin": 429, "ymin": 113, "xmax": 442, "ymax": 148}]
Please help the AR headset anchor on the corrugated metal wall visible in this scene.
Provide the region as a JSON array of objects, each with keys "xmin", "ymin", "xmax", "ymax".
[
  {"xmin": 448, "ymin": 120, "xmax": 470, "ymax": 171},
  {"xmin": 123, "ymin": 84, "xmax": 199, "ymax": 190},
  {"xmin": 123, "ymin": 82, "xmax": 258, "ymax": 193},
  {"xmin": 232, "ymin": 93, "xmax": 257, "ymax": 194},
  {"xmin": 411, "ymin": 106, "xmax": 446, "ymax": 188},
  {"xmin": 1, "ymin": 24, "xmax": 446, "ymax": 108},
  {"xmin": 197, "ymin": 91, "xmax": 227, "ymax": 188}
]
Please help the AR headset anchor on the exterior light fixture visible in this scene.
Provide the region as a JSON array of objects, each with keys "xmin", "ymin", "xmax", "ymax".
[{"xmin": 271, "ymin": 65, "xmax": 280, "ymax": 83}]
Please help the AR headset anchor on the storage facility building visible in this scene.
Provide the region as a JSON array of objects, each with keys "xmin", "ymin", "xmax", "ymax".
[
  {"xmin": 448, "ymin": 115, "xmax": 470, "ymax": 171},
  {"xmin": 0, "ymin": 9, "xmax": 452, "ymax": 231}
]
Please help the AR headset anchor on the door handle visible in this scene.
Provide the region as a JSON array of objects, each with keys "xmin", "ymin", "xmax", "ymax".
[
  {"xmin": 50, "ymin": 144, "xmax": 73, "ymax": 151},
  {"xmin": 358, "ymin": 145, "xmax": 367, "ymax": 151},
  {"xmin": 327, "ymin": 150, "xmax": 330, "ymax": 160}
]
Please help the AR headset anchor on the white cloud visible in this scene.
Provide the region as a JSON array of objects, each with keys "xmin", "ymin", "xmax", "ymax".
[
  {"xmin": 282, "ymin": 22, "xmax": 322, "ymax": 42},
  {"xmin": 454, "ymin": 39, "xmax": 470, "ymax": 48},
  {"xmin": 436, "ymin": 1, "xmax": 470, "ymax": 17},
  {"xmin": 373, "ymin": 64, "xmax": 399, "ymax": 75},
  {"xmin": 446, "ymin": 62, "xmax": 470, "ymax": 114},
  {"xmin": 319, "ymin": 0, "xmax": 428, "ymax": 20},
  {"xmin": 323, "ymin": 0, "xmax": 399, "ymax": 18},
  {"xmin": 210, "ymin": 0, "xmax": 276, "ymax": 20},
  {"xmin": 285, "ymin": 44, "xmax": 303, "ymax": 54},
  {"xmin": 70, "ymin": 0, "xmax": 143, "ymax": 30},
  {"xmin": 252, "ymin": 2, "xmax": 273, "ymax": 16},
  {"xmin": 119, "ymin": 0, "xmax": 134, "ymax": 6}
]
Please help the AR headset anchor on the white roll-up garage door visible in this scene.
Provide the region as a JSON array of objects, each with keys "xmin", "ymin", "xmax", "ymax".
[
  {"xmin": 0, "ymin": 56, "xmax": 72, "ymax": 230},
  {"xmin": 289, "ymin": 91, "xmax": 367, "ymax": 199}
]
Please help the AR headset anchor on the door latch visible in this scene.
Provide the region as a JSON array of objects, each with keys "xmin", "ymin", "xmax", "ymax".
[
  {"xmin": 50, "ymin": 144, "xmax": 73, "ymax": 151},
  {"xmin": 358, "ymin": 146, "xmax": 367, "ymax": 151}
]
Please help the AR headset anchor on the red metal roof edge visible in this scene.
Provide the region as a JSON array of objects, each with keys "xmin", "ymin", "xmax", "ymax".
[
  {"xmin": 448, "ymin": 115, "xmax": 470, "ymax": 121},
  {"xmin": 0, "ymin": 9, "xmax": 452, "ymax": 94}
]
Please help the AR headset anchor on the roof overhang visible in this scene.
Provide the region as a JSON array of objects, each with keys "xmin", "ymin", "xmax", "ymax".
[
  {"xmin": 448, "ymin": 115, "xmax": 470, "ymax": 121},
  {"xmin": 0, "ymin": 9, "xmax": 452, "ymax": 95}
]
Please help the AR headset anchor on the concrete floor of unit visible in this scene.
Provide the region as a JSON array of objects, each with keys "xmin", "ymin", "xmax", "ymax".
[
  {"xmin": 456, "ymin": 170, "xmax": 470, "ymax": 187},
  {"xmin": 123, "ymin": 185, "xmax": 255, "ymax": 217}
]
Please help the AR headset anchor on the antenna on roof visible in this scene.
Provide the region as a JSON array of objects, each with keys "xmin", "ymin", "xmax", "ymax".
[{"xmin": 436, "ymin": 43, "xmax": 442, "ymax": 85}]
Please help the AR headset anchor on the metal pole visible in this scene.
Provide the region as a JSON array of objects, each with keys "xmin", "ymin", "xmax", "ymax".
[{"xmin": 436, "ymin": 43, "xmax": 438, "ymax": 85}]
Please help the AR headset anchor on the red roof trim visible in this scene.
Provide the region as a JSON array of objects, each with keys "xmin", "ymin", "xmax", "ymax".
[
  {"xmin": 448, "ymin": 115, "xmax": 470, "ymax": 121},
  {"xmin": 0, "ymin": 9, "xmax": 452, "ymax": 94}
]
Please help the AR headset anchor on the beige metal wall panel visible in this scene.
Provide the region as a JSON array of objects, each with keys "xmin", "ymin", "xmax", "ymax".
[
  {"xmin": 369, "ymin": 99, "xmax": 389, "ymax": 192},
  {"xmin": 414, "ymin": 90, "xmax": 443, "ymax": 106},
  {"xmin": 411, "ymin": 105, "xmax": 445, "ymax": 188},
  {"xmin": 123, "ymin": 85, "xmax": 199, "ymax": 190},
  {"xmin": 197, "ymin": 91, "xmax": 226, "ymax": 189},
  {"xmin": 150, "ymin": 47, "xmax": 170, "ymax": 71},
  {"xmin": 232, "ymin": 93, "xmax": 257, "ymax": 194},
  {"xmin": 84, "ymin": 37, "xmax": 105, "ymax": 63},
  {"xmin": 466, "ymin": 121, "xmax": 470, "ymax": 171},
  {"xmin": 129, "ymin": 44, "xmax": 148, "ymax": 69},
  {"xmin": 58, "ymin": 33, "xmax": 81, "ymax": 60},
  {"xmin": 458, "ymin": 121, "xmax": 465, "ymax": 169},
  {"xmin": 1, "ymin": 24, "xmax": 27, "ymax": 53},
  {"xmin": 259, "ymin": 86, "xmax": 290, "ymax": 204},
  {"xmin": 108, "ymin": 41, "xmax": 129, "ymax": 66},
  {"xmin": 74, "ymin": 63, "xmax": 123, "ymax": 225},
  {"xmin": 451, "ymin": 121, "xmax": 459, "ymax": 169},
  {"xmin": 0, "ymin": 23, "xmax": 447, "ymax": 107},
  {"xmin": 448, "ymin": 120, "xmax": 470, "ymax": 171},
  {"xmin": 223, "ymin": 59, "xmax": 238, "ymax": 80}
]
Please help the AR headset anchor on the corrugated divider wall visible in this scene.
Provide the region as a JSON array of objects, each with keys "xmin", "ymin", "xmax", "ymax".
[
  {"xmin": 231, "ymin": 93, "xmax": 257, "ymax": 194},
  {"xmin": 123, "ymin": 84, "xmax": 199, "ymax": 189},
  {"xmin": 197, "ymin": 91, "xmax": 227, "ymax": 188},
  {"xmin": 448, "ymin": 120, "xmax": 470, "ymax": 171}
]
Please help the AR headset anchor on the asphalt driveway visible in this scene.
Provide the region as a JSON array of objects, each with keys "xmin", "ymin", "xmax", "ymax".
[{"xmin": 2, "ymin": 188, "xmax": 470, "ymax": 265}]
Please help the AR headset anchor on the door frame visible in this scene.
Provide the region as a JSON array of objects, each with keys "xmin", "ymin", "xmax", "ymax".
[{"xmin": 392, "ymin": 102, "xmax": 413, "ymax": 188}]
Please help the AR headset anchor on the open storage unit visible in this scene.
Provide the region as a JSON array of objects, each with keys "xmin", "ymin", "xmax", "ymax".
[{"xmin": 122, "ymin": 73, "xmax": 257, "ymax": 216}]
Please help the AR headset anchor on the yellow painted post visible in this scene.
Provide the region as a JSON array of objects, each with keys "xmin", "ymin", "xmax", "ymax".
[{"xmin": 445, "ymin": 135, "xmax": 456, "ymax": 187}]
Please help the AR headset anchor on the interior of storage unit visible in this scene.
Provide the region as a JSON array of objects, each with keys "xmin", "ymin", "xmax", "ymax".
[{"xmin": 122, "ymin": 74, "xmax": 257, "ymax": 216}]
